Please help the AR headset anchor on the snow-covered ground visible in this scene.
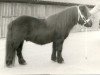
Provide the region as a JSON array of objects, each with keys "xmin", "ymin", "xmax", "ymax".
[{"xmin": 0, "ymin": 31, "xmax": 100, "ymax": 75}]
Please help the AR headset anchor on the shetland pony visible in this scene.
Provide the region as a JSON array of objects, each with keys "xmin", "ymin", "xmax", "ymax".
[{"xmin": 5, "ymin": 5, "xmax": 92, "ymax": 67}]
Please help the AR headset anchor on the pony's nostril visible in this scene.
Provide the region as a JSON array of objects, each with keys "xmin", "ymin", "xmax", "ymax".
[{"xmin": 84, "ymin": 22, "xmax": 92, "ymax": 27}]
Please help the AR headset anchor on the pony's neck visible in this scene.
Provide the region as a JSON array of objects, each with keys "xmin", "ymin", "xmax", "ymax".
[
  {"xmin": 67, "ymin": 6, "xmax": 79, "ymax": 32},
  {"xmin": 71, "ymin": 6, "xmax": 79, "ymax": 25}
]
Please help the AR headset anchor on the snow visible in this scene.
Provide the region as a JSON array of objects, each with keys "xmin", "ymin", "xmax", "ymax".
[{"xmin": 0, "ymin": 31, "xmax": 100, "ymax": 74}]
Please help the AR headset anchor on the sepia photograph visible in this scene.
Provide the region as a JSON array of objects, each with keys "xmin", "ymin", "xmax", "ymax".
[{"xmin": 0, "ymin": 0, "xmax": 100, "ymax": 75}]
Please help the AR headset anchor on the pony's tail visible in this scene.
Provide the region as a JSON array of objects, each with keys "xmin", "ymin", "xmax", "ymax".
[{"xmin": 5, "ymin": 22, "xmax": 16, "ymax": 67}]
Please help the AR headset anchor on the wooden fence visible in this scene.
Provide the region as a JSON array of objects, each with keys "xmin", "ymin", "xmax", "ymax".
[
  {"xmin": 0, "ymin": 2, "xmax": 67, "ymax": 38},
  {"xmin": 0, "ymin": 2, "xmax": 99, "ymax": 38}
]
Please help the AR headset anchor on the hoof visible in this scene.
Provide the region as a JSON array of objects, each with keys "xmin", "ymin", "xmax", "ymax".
[
  {"xmin": 19, "ymin": 59, "xmax": 27, "ymax": 65},
  {"xmin": 57, "ymin": 57, "xmax": 64, "ymax": 63},
  {"xmin": 51, "ymin": 56, "xmax": 57, "ymax": 62},
  {"xmin": 6, "ymin": 60, "xmax": 14, "ymax": 68}
]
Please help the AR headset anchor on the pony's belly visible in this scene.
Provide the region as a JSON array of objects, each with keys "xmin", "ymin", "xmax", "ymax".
[
  {"xmin": 29, "ymin": 36, "xmax": 53, "ymax": 45},
  {"xmin": 26, "ymin": 28, "xmax": 54, "ymax": 45},
  {"xmin": 27, "ymin": 32, "xmax": 54, "ymax": 45}
]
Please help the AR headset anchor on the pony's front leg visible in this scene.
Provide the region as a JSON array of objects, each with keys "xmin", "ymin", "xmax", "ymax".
[
  {"xmin": 51, "ymin": 42, "xmax": 57, "ymax": 62},
  {"xmin": 52, "ymin": 39, "xmax": 64, "ymax": 63}
]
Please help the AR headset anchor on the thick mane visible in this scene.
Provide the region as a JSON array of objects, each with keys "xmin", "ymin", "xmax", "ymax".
[{"xmin": 45, "ymin": 6, "xmax": 78, "ymax": 32}]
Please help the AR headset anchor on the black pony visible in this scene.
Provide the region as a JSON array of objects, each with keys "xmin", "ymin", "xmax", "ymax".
[{"xmin": 5, "ymin": 5, "xmax": 92, "ymax": 67}]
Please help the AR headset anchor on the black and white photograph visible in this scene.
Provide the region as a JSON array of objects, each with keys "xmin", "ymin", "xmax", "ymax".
[{"xmin": 0, "ymin": 0, "xmax": 100, "ymax": 75}]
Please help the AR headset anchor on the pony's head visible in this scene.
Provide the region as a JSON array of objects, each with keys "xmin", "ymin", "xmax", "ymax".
[{"xmin": 77, "ymin": 5, "xmax": 92, "ymax": 27}]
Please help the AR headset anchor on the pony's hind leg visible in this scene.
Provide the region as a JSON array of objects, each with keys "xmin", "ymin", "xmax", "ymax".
[{"xmin": 16, "ymin": 41, "xmax": 26, "ymax": 65}]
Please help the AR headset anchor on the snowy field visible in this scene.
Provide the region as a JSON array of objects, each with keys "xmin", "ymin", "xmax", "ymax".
[{"xmin": 0, "ymin": 31, "xmax": 100, "ymax": 74}]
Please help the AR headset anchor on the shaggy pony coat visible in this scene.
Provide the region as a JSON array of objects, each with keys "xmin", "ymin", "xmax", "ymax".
[{"xmin": 5, "ymin": 5, "xmax": 92, "ymax": 67}]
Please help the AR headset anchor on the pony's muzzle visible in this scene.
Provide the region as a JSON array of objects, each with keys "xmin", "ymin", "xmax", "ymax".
[{"xmin": 84, "ymin": 19, "xmax": 92, "ymax": 27}]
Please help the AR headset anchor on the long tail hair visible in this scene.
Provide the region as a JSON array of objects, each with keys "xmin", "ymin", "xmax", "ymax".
[{"xmin": 5, "ymin": 22, "xmax": 16, "ymax": 66}]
